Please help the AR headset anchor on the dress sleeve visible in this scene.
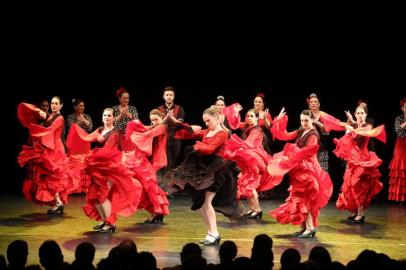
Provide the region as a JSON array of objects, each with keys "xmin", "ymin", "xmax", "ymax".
[
  {"xmin": 270, "ymin": 115, "xmax": 298, "ymax": 141},
  {"xmin": 194, "ymin": 131, "xmax": 227, "ymax": 155}
]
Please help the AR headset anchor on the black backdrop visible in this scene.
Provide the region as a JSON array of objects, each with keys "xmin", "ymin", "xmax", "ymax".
[{"xmin": 6, "ymin": 55, "xmax": 403, "ymax": 202}]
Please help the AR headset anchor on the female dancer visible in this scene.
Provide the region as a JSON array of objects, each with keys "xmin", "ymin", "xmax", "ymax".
[
  {"xmin": 307, "ymin": 93, "xmax": 330, "ymax": 171},
  {"xmin": 112, "ymin": 87, "xmax": 138, "ymax": 134},
  {"xmin": 17, "ymin": 97, "xmax": 77, "ymax": 214},
  {"xmin": 224, "ymin": 109, "xmax": 280, "ymax": 219},
  {"xmin": 167, "ymin": 106, "xmax": 240, "ymax": 245},
  {"xmin": 67, "ymin": 108, "xmax": 142, "ymax": 232},
  {"xmin": 388, "ymin": 97, "xmax": 406, "ymax": 202},
  {"xmin": 123, "ymin": 109, "xmax": 170, "ymax": 223},
  {"xmin": 66, "ymin": 99, "xmax": 93, "ymax": 133},
  {"xmin": 66, "ymin": 99, "xmax": 93, "ymax": 193},
  {"xmin": 268, "ymin": 108, "xmax": 333, "ymax": 238},
  {"xmin": 334, "ymin": 106, "xmax": 385, "ymax": 223},
  {"xmin": 214, "ymin": 95, "xmax": 242, "ymax": 132}
]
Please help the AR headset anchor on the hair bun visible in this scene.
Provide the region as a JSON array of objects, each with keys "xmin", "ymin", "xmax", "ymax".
[
  {"xmin": 256, "ymin": 92, "xmax": 265, "ymax": 98},
  {"xmin": 217, "ymin": 95, "xmax": 225, "ymax": 101},
  {"xmin": 115, "ymin": 87, "xmax": 127, "ymax": 98}
]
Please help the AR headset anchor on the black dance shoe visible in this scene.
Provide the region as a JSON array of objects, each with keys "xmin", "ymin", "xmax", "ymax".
[
  {"xmin": 99, "ymin": 223, "xmax": 116, "ymax": 233},
  {"xmin": 144, "ymin": 214, "xmax": 164, "ymax": 224},
  {"xmin": 93, "ymin": 221, "xmax": 106, "ymax": 230},
  {"xmin": 347, "ymin": 213, "xmax": 357, "ymax": 221},
  {"xmin": 298, "ymin": 229, "xmax": 317, "ymax": 238},
  {"xmin": 47, "ymin": 204, "xmax": 64, "ymax": 215},
  {"xmin": 246, "ymin": 210, "xmax": 263, "ymax": 219},
  {"xmin": 352, "ymin": 215, "xmax": 365, "ymax": 224}
]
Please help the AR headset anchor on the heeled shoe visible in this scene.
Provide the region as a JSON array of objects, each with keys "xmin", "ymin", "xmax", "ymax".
[
  {"xmin": 199, "ymin": 233, "xmax": 221, "ymax": 245},
  {"xmin": 246, "ymin": 210, "xmax": 263, "ymax": 219},
  {"xmin": 99, "ymin": 223, "xmax": 116, "ymax": 233},
  {"xmin": 93, "ymin": 221, "xmax": 106, "ymax": 230},
  {"xmin": 144, "ymin": 214, "xmax": 164, "ymax": 224},
  {"xmin": 347, "ymin": 213, "xmax": 357, "ymax": 221},
  {"xmin": 298, "ymin": 229, "xmax": 317, "ymax": 238},
  {"xmin": 352, "ymin": 215, "xmax": 365, "ymax": 224},
  {"xmin": 47, "ymin": 204, "xmax": 64, "ymax": 215},
  {"xmin": 243, "ymin": 210, "xmax": 254, "ymax": 217},
  {"xmin": 293, "ymin": 228, "xmax": 306, "ymax": 236}
]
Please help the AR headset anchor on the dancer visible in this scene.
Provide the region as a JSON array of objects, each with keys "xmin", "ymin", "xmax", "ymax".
[
  {"xmin": 268, "ymin": 108, "xmax": 333, "ymax": 238},
  {"xmin": 67, "ymin": 108, "xmax": 142, "ymax": 232},
  {"xmin": 66, "ymin": 99, "xmax": 93, "ymax": 133},
  {"xmin": 334, "ymin": 106, "xmax": 385, "ymax": 223},
  {"xmin": 388, "ymin": 97, "xmax": 406, "ymax": 203},
  {"xmin": 214, "ymin": 95, "xmax": 242, "ymax": 132},
  {"xmin": 17, "ymin": 97, "xmax": 78, "ymax": 214},
  {"xmin": 307, "ymin": 93, "xmax": 330, "ymax": 171},
  {"xmin": 123, "ymin": 109, "xmax": 170, "ymax": 223},
  {"xmin": 166, "ymin": 106, "xmax": 240, "ymax": 245}
]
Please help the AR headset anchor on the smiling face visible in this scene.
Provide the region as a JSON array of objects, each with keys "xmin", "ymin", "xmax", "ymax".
[
  {"xmin": 51, "ymin": 97, "xmax": 62, "ymax": 114},
  {"xmin": 119, "ymin": 92, "xmax": 130, "ymax": 106},
  {"xmin": 203, "ymin": 113, "xmax": 219, "ymax": 130},
  {"xmin": 300, "ymin": 113, "xmax": 313, "ymax": 130},
  {"xmin": 215, "ymin": 99, "xmax": 225, "ymax": 112},
  {"xmin": 102, "ymin": 109, "xmax": 114, "ymax": 126},
  {"xmin": 254, "ymin": 96, "xmax": 264, "ymax": 111},
  {"xmin": 308, "ymin": 97, "xmax": 320, "ymax": 111},
  {"xmin": 355, "ymin": 107, "xmax": 367, "ymax": 123}
]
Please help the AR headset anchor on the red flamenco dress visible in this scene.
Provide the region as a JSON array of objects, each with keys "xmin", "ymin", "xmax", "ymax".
[
  {"xmin": 66, "ymin": 124, "xmax": 142, "ymax": 224},
  {"xmin": 334, "ymin": 124, "xmax": 385, "ymax": 212},
  {"xmin": 17, "ymin": 103, "xmax": 79, "ymax": 206},
  {"xmin": 388, "ymin": 115, "xmax": 406, "ymax": 202},
  {"xmin": 223, "ymin": 126, "xmax": 282, "ymax": 199},
  {"xmin": 267, "ymin": 115, "xmax": 333, "ymax": 227},
  {"xmin": 122, "ymin": 120, "xmax": 170, "ymax": 216}
]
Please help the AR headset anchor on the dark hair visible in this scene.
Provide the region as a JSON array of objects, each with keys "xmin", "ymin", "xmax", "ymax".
[
  {"xmin": 52, "ymin": 96, "xmax": 63, "ymax": 105},
  {"xmin": 163, "ymin": 86, "xmax": 175, "ymax": 94},
  {"xmin": 72, "ymin": 99, "xmax": 84, "ymax": 106},
  {"xmin": 7, "ymin": 240, "xmax": 28, "ymax": 266},
  {"xmin": 217, "ymin": 95, "xmax": 225, "ymax": 101},
  {"xmin": 256, "ymin": 92, "xmax": 265, "ymax": 99},
  {"xmin": 150, "ymin": 109, "xmax": 164, "ymax": 118},
  {"xmin": 355, "ymin": 105, "xmax": 368, "ymax": 114}
]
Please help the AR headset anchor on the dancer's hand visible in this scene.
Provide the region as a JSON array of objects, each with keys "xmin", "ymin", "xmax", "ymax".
[
  {"xmin": 39, "ymin": 110, "xmax": 47, "ymax": 119},
  {"xmin": 277, "ymin": 107, "xmax": 286, "ymax": 120},
  {"xmin": 191, "ymin": 125, "xmax": 202, "ymax": 133}
]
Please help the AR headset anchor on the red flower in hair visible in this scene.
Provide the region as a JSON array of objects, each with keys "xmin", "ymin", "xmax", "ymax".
[
  {"xmin": 256, "ymin": 92, "xmax": 265, "ymax": 98},
  {"xmin": 115, "ymin": 87, "xmax": 127, "ymax": 98}
]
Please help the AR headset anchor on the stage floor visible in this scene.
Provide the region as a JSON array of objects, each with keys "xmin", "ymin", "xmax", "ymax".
[{"xmin": 0, "ymin": 193, "xmax": 405, "ymax": 268}]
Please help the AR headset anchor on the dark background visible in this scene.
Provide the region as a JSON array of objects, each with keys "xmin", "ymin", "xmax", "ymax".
[{"xmin": 5, "ymin": 54, "xmax": 403, "ymax": 203}]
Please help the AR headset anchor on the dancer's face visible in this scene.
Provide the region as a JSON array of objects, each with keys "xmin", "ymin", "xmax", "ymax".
[
  {"xmin": 215, "ymin": 100, "xmax": 225, "ymax": 112},
  {"xmin": 150, "ymin": 114, "xmax": 163, "ymax": 126},
  {"xmin": 355, "ymin": 107, "xmax": 367, "ymax": 123},
  {"xmin": 308, "ymin": 97, "xmax": 320, "ymax": 111},
  {"xmin": 103, "ymin": 109, "xmax": 114, "ymax": 125},
  {"xmin": 246, "ymin": 111, "xmax": 257, "ymax": 125},
  {"xmin": 203, "ymin": 113, "xmax": 218, "ymax": 130},
  {"xmin": 40, "ymin": 100, "xmax": 49, "ymax": 112},
  {"xmin": 300, "ymin": 114, "xmax": 312, "ymax": 130},
  {"xmin": 254, "ymin": 97, "xmax": 264, "ymax": 111},
  {"xmin": 119, "ymin": 93, "xmax": 130, "ymax": 106},
  {"xmin": 51, "ymin": 98, "xmax": 62, "ymax": 114}
]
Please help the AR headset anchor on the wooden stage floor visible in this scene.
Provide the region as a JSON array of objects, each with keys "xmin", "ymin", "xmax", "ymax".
[{"xmin": 0, "ymin": 193, "xmax": 405, "ymax": 268}]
